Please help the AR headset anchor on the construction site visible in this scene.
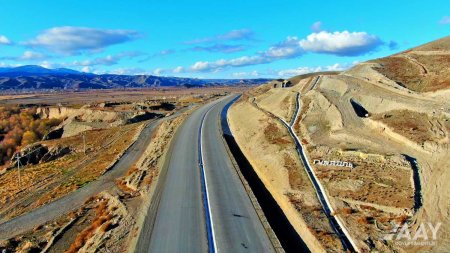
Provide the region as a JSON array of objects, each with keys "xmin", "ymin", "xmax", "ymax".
[{"xmin": 228, "ymin": 36, "xmax": 450, "ymax": 252}]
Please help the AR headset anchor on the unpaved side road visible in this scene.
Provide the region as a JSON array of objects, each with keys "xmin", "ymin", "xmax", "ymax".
[{"xmin": 0, "ymin": 109, "xmax": 187, "ymax": 240}]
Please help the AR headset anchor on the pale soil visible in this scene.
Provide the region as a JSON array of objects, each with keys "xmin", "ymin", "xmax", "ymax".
[
  {"xmin": 255, "ymin": 87, "xmax": 297, "ymax": 122},
  {"xmin": 231, "ymin": 46, "xmax": 450, "ymax": 252},
  {"xmin": 303, "ymin": 72, "xmax": 450, "ymax": 252},
  {"xmin": 228, "ymin": 99, "xmax": 342, "ymax": 252}
]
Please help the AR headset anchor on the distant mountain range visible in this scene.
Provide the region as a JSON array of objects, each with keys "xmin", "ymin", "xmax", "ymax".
[{"xmin": 0, "ymin": 65, "xmax": 272, "ymax": 90}]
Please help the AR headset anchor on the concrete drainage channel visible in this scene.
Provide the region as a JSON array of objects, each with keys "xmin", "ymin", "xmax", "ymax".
[
  {"xmin": 220, "ymin": 96, "xmax": 310, "ymax": 253},
  {"xmin": 250, "ymin": 93, "xmax": 359, "ymax": 252},
  {"xmin": 402, "ymin": 154, "xmax": 423, "ymax": 212},
  {"xmin": 281, "ymin": 93, "xmax": 357, "ymax": 252}
]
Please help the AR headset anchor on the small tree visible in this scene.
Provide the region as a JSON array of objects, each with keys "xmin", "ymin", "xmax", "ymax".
[{"xmin": 22, "ymin": 130, "xmax": 39, "ymax": 146}]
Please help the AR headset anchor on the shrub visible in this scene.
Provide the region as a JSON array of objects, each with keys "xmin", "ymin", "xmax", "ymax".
[
  {"xmin": 357, "ymin": 216, "xmax": 371, "ymax": 225},
  {"xmin": 66, "ymin": 201, "xmax": 112, "ymax": 253},
  {"xmin": 342, "ymin": 207, "xmax": 354, "ymax": 215},
  {"xmin": 395, "ymin": 214, "xmax": 409, "ymax": 224},
  {"xmin": 377, "ymin": 216, "xmax": 392, "ymax": 223},
  {"xmin": 100, "ymin": 221, "xmax": 113, "ymax": 233},
  {"xmin": 0, "ymin": 106, "xmax": 62, "ymax": 165}
]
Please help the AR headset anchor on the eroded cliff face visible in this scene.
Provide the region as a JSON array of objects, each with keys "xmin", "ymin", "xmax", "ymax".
[
  {"xmin": 36, "ymin": 106, "xmax": 160, "ymax": 137},
  {"xmin": 37, "ymin": 106, "xmax": 124, "ymax": 123}
]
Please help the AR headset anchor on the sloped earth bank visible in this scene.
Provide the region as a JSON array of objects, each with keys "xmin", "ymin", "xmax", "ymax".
[
  {"xmin": 228, "ymin": 97, "xmax": 340, "ymax": 252},
  {"xmin": 229, "ymin": 60, "xmax": 450, "ymax": 252}
]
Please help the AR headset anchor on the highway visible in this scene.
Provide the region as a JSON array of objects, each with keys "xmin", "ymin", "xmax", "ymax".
[{"xmin": 137, "ymin": 95, "xmax": 274, "ymax": 253}]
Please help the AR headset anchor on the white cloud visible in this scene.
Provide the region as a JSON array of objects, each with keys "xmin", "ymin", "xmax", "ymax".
[
  {"xmin": 188, "ymin": 30, "xmax": 382, "ymax": 72},
  {"xmin": 264, "ymin": 36, "xmax": 303, "ymax": 58},
  {"xmin": 277, "ymin": 63, "xmax": 350, "ymax": 77},
  {"xmin": 191, "ymin": 61, "xmax": 211, "ymax": 71},
  {"xmin": 109, "ymin": 67, "xmax": 148, "ymax": 75},
  {"xmin": 153, "ymin": 68, "xmax": 164, "ymax": 76},
  {"xmin": 39, "ymin": 61, "xmax": 53, "ymax": 69},
  {"xmin": 190, "ymin": 45, "xmax": 302, "ymax": 71},
  {"xmin": 72, "ymin": 51, "xmax": 143, "ymax": 67},
  {"xmin": 81, "ymin": 66, "xmax": 92, "ymax": 73},
  {"xmin": 191, "ymin": 55, "xmax": 269, "ymax": 72},
  {"xmin": 311, "ymin": 21, "xmax": 323, "ymax": 32},
  {"xmin": 439, "ymin": 16, "xmax": 450, "ymax": 24},
  {"xmin": 185, "ymin": 29, "xmax": 255, "ymax": 44},
  {"xmin": 325, "ymin": 63, "xmax": 346, "ymax": 71},
  {"xmin": 277, "ymin": 67, "xmax": 321, "ymax": 77},
  {"xmin": 0, "ymin": 35, "xmax": 11, "ymax": 45},
  {"xmin": 232, "ymin": 70, "xmax": 259, "ymax": 78},
  {"xmin": 173, "ymin": 66, "xmax": 184, "ymax": 73},
  {"xmin": 190, "ymin": 44, "xmax": 246, "ymax": 53},
  {"xmin": 20, "ymin": 51, "xmax": 46, "ymax": 60},
  {"xmin": 0, "ymin": 62, "xmax": 15, "ymax": 67},
  {"xmin": 25, "ymin": 26, "xmax": 140, "ymax": 54},
  {"xmin": 299, "ymin": 31, "xmax": 382, "ymax": 56}
]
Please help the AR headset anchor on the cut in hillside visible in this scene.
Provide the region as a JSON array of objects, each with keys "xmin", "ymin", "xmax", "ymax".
[{"xmin": 288, "ymin": 71, "xmax": 340, "ymax": 86}]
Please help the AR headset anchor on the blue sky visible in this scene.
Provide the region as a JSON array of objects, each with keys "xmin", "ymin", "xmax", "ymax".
[{"xmin": 0, "ymin": 0, "xmax": 449, "ymax": 78}]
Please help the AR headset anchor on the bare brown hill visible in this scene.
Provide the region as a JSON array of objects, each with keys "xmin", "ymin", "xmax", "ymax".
[{"xmin": 370, "ymin": 36, "xmax": 450, "ymax": 92}]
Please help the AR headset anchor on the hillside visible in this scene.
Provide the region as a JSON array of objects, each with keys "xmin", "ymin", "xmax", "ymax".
[
  {"xmin": 0, "ymin": 66, "xmax": 271, "ymax": 90},
  {"xmin": 369, "ymin": 36, "xmax": 450, "ymax": 92},
  {"xmin": 229, "ymin": 36, "xmax": 450, "ymax": 252}
]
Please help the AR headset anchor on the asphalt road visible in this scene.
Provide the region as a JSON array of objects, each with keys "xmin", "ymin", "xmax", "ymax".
[
  {"xmin": 139, "ymin": 95, "xmax": 274, "ymax": 253},
  {"xmin": 0, "ymin": 109, "xmax": 186, "ymax": 240},
  {"xmin": 203, "ymin": 96, "xmax": 274, "ymax": 252}
]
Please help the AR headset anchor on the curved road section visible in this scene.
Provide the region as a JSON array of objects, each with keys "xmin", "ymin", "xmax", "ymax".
[{"xmin": 138, "ymin": 95, "xmax": 274, "ymax": 253}]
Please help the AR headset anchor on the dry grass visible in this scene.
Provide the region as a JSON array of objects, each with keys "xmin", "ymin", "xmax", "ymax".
[
  {"xmin": 373, "ymin": 56, "xmax": 423, "ymax": 90},
  {"xmin": 372, "ymin": 109, "xmax": 448, "ymax": 144},
  {"xmin": 126, "ymin": 165, "xmax": 139, "ymax": 176},
  {"xmin": 264, "ymin": 121, "xmax": 291, "ymax": 146},
  {"xmin": 115, "ymin": 179, "xmax": 136, "ymax": 193},
  {"xmin": 394, "ymin": 214, "xmax": 409, "ymax": 224},
  {"xmin": 413, "ymin": 36, "xmax": 450, "ymax": 51},
  {"xmin": 66, "ymin": 200, "xmax": 112, "ymax": 253},
  {"xmin": 357, "ymin": 216, "xmax": 372, "ymax": 225},
  {"xmin": 342, "ymin": 207, "xmax": 354, "ymax": 215},
  {"xmin": 377, "ymin": 216, "xmax": 392, "ymax": 223},
  {"xmin": 0, "ymin": 123, "xmax": 142, "ymax": 220},
  {"xmin": 230, "ymin": 98, "xmax": 345, "ymax": 251},
  {"xmin": 372, "ymin": 54, "xmax": 450, "ymax": 92},
  {"xmin": 311, "ymin": 150, "xmax": 414, "ymax": 209},
  {"xmin": 283, "ymin": 153, "xmax": 307, "ymax": 190}
]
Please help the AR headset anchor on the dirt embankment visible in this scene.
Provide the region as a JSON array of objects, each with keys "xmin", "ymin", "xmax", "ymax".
[
  {"xmin": 37, "ymin": 105, "xmax": 156, "ymax": 137},
  {"xmin": 230, "ymin": 57, "xmax": 450, "ymax": 252},
  {"xmin": 229, "ymin": 97, "xmax": 340, "ymax": 252}
]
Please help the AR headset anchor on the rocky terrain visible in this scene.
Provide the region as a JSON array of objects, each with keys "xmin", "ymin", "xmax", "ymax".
[{"xmin": 228, "ymin": 37, "xmax": 450, "ymax": 252}]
